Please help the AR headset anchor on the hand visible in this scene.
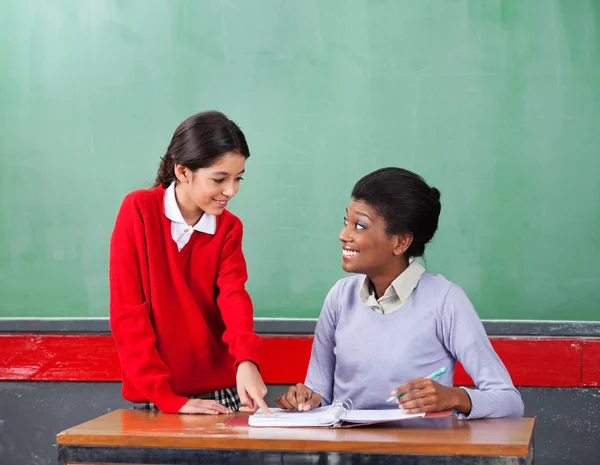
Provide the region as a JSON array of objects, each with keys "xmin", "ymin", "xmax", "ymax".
[
  {"xmin": 236, "ymin": 361, "xmax": 272, "ymax": 415},
  {"xmin": 178, "ymin": 398, "xmax": 233, "ymax": 415},
  {"xmin": 275, "ymin": 384, "xmax": 322, "ymax": 412},
  {"xmin": 392, "ymin": 378, "xmax": 472, "ymax": 415}
]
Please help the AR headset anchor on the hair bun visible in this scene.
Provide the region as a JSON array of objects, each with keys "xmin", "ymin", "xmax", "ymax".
[{"xmin": 430, "ymin": 187, "xmax": 441, "ymax": 201}]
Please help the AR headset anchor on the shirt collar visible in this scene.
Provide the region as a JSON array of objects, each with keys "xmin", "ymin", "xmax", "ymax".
[
  {"xmin": 359, "ymin": 259, "xmax": 426, "ymax": 304},
  {"xmin": 164, "ymin": 182, "xmax": 216, "ymax": 235}
]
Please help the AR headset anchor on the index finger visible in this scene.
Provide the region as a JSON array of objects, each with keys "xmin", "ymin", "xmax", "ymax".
[
  {"xmin": 394, "ymin": 378, "xmax": 428, "ymax": 395},
  {"xmin": 255, "ymin": 396, "xmax": 273, "ymax": 416},
  {"xmin": 299, "ymin": 393, "xmax": 322, "ymax": 411},
  {"xmin": 296, "ymin": 390, "xmax": 307, "ymax": 405},
  {"xmin": 209, "ymin": 400, "xmax": 233, "ymax": 414}
]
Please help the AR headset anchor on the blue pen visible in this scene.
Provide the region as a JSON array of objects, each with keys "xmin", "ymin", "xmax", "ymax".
[{"xmin": 386, "ymin": 366, "xmax": 448, "ymax": 403}]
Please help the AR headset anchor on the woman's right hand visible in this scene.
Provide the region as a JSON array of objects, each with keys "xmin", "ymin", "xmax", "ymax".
[
  {"xmin": 178, "ymin": 398, "xmax": 233, "ymax": 415},
  {"xmin": 275, "ymin": 383, "xmax": 323, "ymax": 411}
]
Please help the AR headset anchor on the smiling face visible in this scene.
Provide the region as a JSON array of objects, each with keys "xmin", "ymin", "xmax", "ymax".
[
  {"xmin": 175, "ymin": 152, "xmax": 246, "ymax": 216},
  {"xmin": 339, "ymin": 199, "xmax": 413, "ymax": 279},
  {"xmin": 339, "ymin": 199, "xmax": 397, "ymax": 275}
]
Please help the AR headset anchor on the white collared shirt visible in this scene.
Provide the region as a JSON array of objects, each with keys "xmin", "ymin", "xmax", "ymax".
[
  {"xmin": 164, "ymin": 182, "xmax": 216, "ymax": 251},
  {"xmin": 358, "ymin": 260, "xmax": 425, "ymax": 314}
]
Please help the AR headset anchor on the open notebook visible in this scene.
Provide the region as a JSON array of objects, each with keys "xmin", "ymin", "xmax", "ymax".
[{"xmin": 247, "ymin": 399, "xmax": 451, "ymax": 428}]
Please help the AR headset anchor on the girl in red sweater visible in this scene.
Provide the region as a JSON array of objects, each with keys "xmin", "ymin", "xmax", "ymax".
[{"xmin": 110, "ymin": 111, "xmax": 270, "ymax": 415}]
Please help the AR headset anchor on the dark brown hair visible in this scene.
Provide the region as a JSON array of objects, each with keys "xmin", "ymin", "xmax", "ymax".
[
  {"xmin": 154, "ymin": 111, "xmax": 250, "ymax": 187},
  {"xmin": 351, "ymin": 168, "xmax": 441, "ymax": 258}
]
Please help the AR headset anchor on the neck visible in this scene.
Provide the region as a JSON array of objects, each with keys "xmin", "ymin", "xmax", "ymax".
[
  {"xmin": 174, "ymin": 183, "xmax": 204, "ymax": 225},
  {"xmin": 369, "ymin": 258, "xmax": 410, "ymax": 299}
]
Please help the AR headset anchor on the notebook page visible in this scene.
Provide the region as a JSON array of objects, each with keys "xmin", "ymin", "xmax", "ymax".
[
  {"xmin": 344, "ymin": 409, "xmax": 425, "ymax": 424},
  {"xmin": 248, "ymin": 406, "xmax": 342, "ymax": 427}
]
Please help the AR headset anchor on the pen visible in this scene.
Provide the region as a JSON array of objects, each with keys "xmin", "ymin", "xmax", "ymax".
[{"xmin": 386, "ymin": 366, "xmax": 448, "ymax": 402}]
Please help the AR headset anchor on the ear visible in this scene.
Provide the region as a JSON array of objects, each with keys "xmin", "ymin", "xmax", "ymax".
[
  {"xmin": 392, "ymin": 233, "xmax": 413, "ymax": 256},
  {"xmin": 174, "ymin": 164, "xmax": 190, "ymax": 184}
]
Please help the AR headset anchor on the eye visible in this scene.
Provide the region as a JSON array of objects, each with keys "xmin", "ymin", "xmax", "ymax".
[
  {"xmin": 343, "ymin": 217, "xmax": 348, "ymax": 226},
  {"xmin": 234, "ymin": 176, "xmax": 244, "ymax": 182},
  {"xmin": 355, "ymin": 222, "xmax": 366, "ymax": 230},
  {"xmin": 213, "ymin": 179, "xmax": 225, "ymax": 184}
]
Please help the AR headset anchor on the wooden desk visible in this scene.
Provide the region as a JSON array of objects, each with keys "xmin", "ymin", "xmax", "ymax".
[{"xmin": 57, "ymin": 409, "xmax": 535, "ymax": 464}]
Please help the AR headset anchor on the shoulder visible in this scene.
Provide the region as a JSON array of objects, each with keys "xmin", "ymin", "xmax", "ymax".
[
  {"xmin": 317, "ymin": 275, "xmax": 364, "ymax": 328},
  {"xmin": 217, "ymin": 209, "xmax": 243, "ymax": 234},
  {"xmin": 111, "ymin": 188, "xmax": 162, "ymax": 241},
  {"xmin": 323, "ymin": 274, "xmax": 363, "ymax": 308},
  {"xmin": 334, "ymin": 274, "xmax": 364, "ymax": 295},
  {"xmin": 419, "ymin": 274, "xmax": 477, "ymax": 318},
  {"xmin": 415, "ymin": 273, "xmax": 475, "ymax": 312},
  {"xmin": 417, "ymin": 273, "xmax": 456, "ymax": 300},
  {"xmin": 119, "ymin": 187, "xmax": 161, "ymax": 213}
]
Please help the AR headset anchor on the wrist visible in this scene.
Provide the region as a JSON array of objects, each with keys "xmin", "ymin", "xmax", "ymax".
[
  {"xmin": 451, "ymin": 387, "xmax": 472, "ymax": 415},
  {"xmin": 237, "ymin": 360, "xmax": 258, "ymax": 371}
]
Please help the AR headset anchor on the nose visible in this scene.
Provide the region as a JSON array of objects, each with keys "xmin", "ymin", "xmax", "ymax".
[
  {"xmin": 339, "ymin": 224, "xmax": 351, "ymax": 244},
  {"xmin": 222, "ymin": 180, "xmax": 238, "ymax": 198}
]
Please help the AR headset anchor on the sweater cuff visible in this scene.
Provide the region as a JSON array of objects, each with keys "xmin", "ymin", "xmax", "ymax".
[
  {"xmin": 456, "ymin": 387, "xmax": 480, "ymax": 420},
  {"xmin": 233, "ymin": 338, "xmax": 262, "ymax": 369},
  {"xmin": 153, "ymin": 388, "xmax": 188, "ymax": 414}
]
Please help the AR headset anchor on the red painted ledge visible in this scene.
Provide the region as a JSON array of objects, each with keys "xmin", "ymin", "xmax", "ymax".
[
  {"xmin": 0, "ymin": 334, "xmax": 594, "ymax": 387},
  {"xmin": 582, "ymin": 340, "xmax": 600, "ymax": 387}
]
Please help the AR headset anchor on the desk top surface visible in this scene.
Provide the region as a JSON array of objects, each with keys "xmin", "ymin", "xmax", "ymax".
[{"xmin": 57, "ymin": 409, "xmax": 535, "ymax": 456}]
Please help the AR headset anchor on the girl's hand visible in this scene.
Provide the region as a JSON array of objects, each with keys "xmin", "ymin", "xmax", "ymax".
[
  {"xmin": 236, "ymin": 361, "xmax": 272, "ymax": 415},
  {"xmin": 178, "ymin": 398, "xmax": 233, "ymax": 415}
]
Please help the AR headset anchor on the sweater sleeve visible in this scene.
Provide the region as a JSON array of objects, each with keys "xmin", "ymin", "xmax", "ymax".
[
  {"xmin": 216, "ymin": 219, "xmax": 262, "ymax": 368},
  {"xmin": 304, "ymin": 282, "xmax": 339, "ymax": 406},
  {"xmin": 109, "ymin": 193, "xmax": 187, "ymax": 414},
  {"xmin": 440, "ymin": 285, "xmax": 524, "ymax": 419}
]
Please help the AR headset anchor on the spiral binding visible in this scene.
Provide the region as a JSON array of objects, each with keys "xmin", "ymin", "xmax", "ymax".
[{"xmin": 328, "ymin": 397, "xmax": 353, "ymax": 426}]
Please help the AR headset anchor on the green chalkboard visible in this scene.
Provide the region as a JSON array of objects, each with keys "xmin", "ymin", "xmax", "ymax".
[{"xmin": 1, "ymin": 0, "xmax": 599, "ymax": 320}]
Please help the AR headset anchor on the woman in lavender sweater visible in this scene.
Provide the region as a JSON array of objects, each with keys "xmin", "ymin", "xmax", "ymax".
[{"xmin": 275, "ymin": 168, "xmax": 523, "ymax": 419}]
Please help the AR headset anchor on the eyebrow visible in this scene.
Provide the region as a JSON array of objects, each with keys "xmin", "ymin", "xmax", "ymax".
[
  {"xmin": 345, "ymin": 208, "xmax": 371, "ymax": 220},
  {"xmin": 212, "ymin": 170, "xmax": 245, "ymax": 176}
]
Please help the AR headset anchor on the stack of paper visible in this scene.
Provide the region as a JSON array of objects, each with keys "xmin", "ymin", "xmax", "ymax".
[
  {"xmin": 249, "ymin": 406, "xmax": 343, "ymax": 427},
  {"xmin": 249, "ymin": 406, "xmax": 425, "ymax": 428}
]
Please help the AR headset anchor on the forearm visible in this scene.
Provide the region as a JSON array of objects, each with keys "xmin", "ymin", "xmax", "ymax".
[{"xmin": 457, "ymin": 387, "xmax": 524, "ymax": 419}]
